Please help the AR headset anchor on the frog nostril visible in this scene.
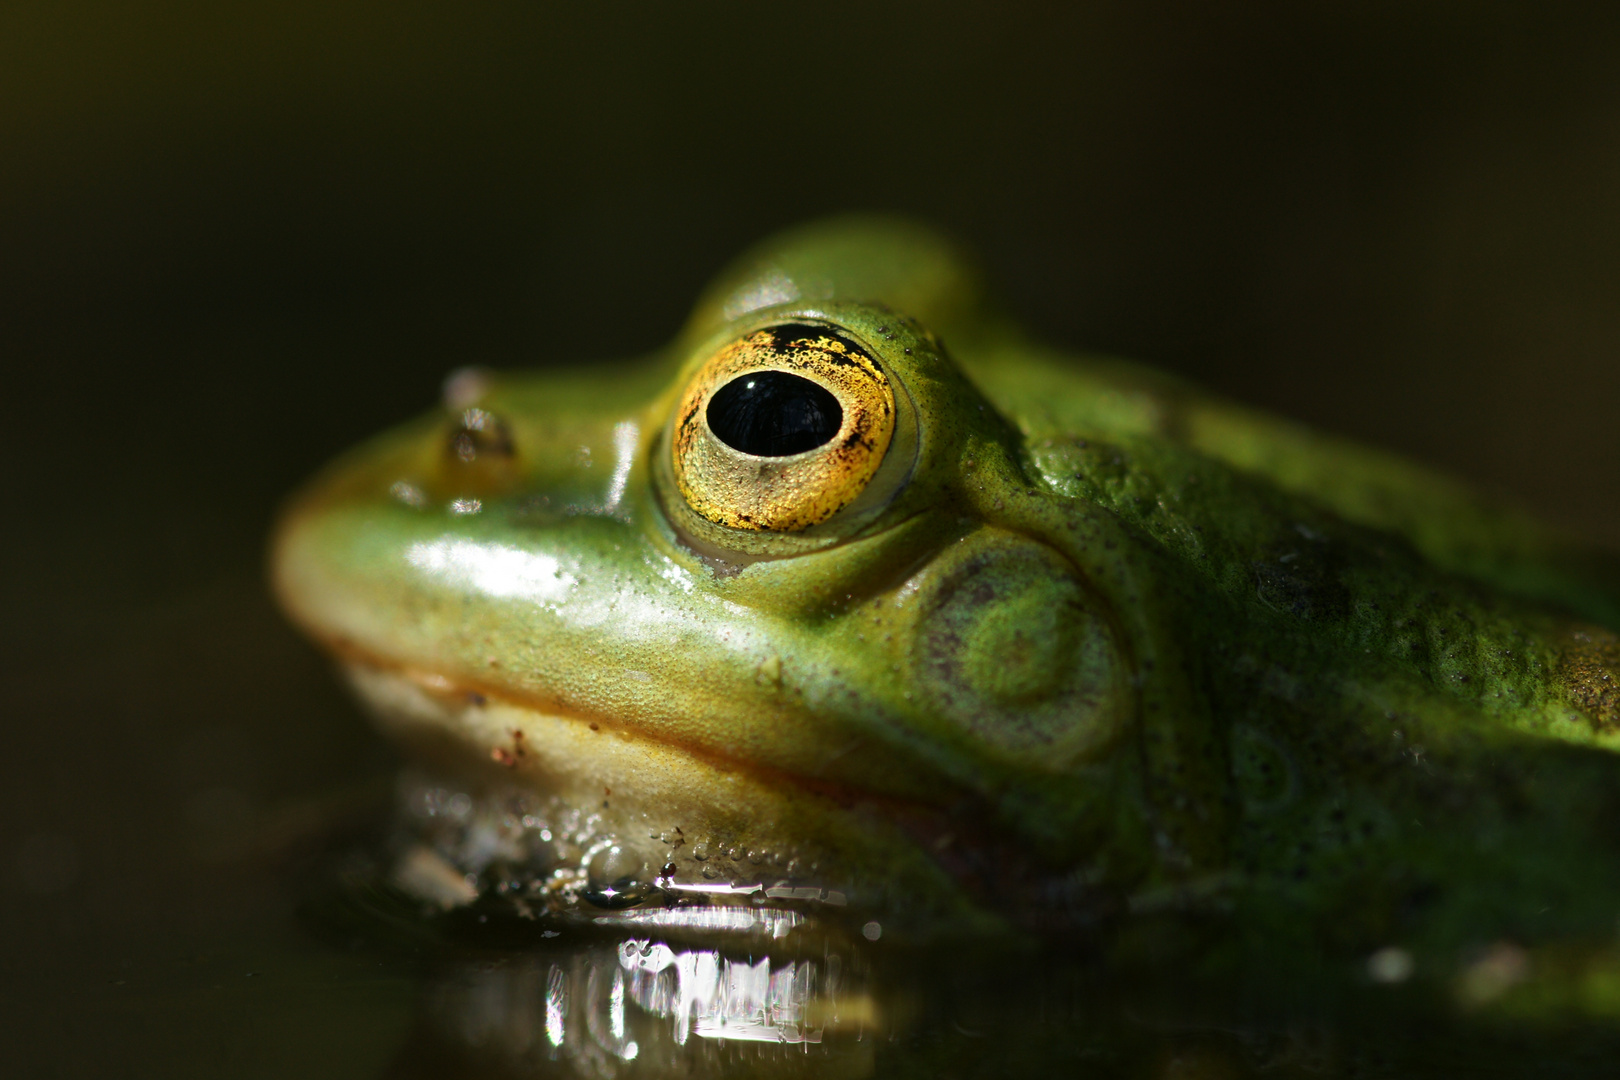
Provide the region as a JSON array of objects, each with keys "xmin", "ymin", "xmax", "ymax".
[
  {"xmin": 448, "ymin": 407, "xmax": 514, "ymax": 464},
  {"xmin": 706, "ymin": 370, "xmax": 843, "ymax": 457}
]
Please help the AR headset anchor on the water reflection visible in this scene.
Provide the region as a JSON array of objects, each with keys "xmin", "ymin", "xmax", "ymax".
[
  {"xmin": 370, "ymin": 913, "xmax": 1620, "ymax": 1080},
  {"xmin": 400, "ymin": 932, "xmax": 876, "ymax": 1078},
  {"xmin": 306, "ymin": 798, "xmax": 1620, "ymax": 1079}
]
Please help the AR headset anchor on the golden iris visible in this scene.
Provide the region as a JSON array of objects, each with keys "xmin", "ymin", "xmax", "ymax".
[{"xmin": 672, "ymin": 323, "xmax": 896, "ymax": 532}]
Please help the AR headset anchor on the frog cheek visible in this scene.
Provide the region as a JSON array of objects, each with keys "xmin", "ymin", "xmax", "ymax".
[{"xmin": 908, "ymin": 535, "xmax": 1130, "ymax": 772}]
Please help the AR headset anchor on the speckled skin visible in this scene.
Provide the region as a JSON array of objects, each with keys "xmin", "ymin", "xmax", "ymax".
[{"xmin": 274, "ymin": 218, "xmax": 1620, "ymax": 970}]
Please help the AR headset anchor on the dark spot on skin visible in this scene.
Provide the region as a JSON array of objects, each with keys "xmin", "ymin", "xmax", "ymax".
[
  {"xmin": 490, "ymin": 727, "xmax": 526, "ymax": 768},
  {"xmin": 1252, "ymin": 542, "xmax": 1348, "ymax": 622},
  {"xmin": 589, "ymin": 722, "xmax": 600, "ymax": 732}
]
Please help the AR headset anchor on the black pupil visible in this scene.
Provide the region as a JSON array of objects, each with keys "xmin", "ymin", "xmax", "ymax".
[{"xmin": 706, "ymin": 371, "xmax": 843, "ymax": 456}]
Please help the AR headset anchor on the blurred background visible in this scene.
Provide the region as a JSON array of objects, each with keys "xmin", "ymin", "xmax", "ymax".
[{"xmin": 3, "ymin": 3, "xmax": 1618, "ymax": 1075}]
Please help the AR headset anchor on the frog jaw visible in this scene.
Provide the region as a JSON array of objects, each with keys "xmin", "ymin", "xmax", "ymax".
[{"xmin": 339, "ymin": 658, "xmax": 1008, "ymax": 937}]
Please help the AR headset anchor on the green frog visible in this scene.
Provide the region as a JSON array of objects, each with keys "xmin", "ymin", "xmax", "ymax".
[{"xmin": 274, "ymin": 218, "xmax": 1620, "ymax": 1001}]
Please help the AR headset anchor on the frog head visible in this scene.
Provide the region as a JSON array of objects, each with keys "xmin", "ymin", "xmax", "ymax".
[{"xmin": 272, "ymin": 219, "xmax": 1217, "ymax": 933}]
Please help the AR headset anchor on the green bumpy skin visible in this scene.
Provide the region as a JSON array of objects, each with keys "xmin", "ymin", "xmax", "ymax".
[{"xmin": 274, "ymin": 217, "xmax": 1620, "ymax": 980}]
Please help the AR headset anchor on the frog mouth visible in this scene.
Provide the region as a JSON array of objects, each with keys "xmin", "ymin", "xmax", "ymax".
[{"xmin": 331, "ymin": 655, "xmax": 1015, "ymax": 939}]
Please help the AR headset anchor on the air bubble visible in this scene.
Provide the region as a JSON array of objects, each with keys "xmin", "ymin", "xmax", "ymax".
[{"xmin": 581, "ymin": 845, "xmax": 652, "ymax": 910}]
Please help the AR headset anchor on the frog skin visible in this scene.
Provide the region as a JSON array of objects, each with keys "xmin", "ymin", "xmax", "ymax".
[{"xmin": 274, "ymin": 218, "xmax": 1620, "ymax": 966}]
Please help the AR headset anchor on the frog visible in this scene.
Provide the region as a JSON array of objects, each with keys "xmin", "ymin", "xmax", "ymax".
[{"xmin": 273, "ymin": 217, "xmax": 1620, "ymax": 995}]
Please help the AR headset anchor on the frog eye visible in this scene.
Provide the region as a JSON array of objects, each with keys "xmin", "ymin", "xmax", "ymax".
[{"xmin": 671, "ymin": 323, "xmax": 896, "ymax": 532}]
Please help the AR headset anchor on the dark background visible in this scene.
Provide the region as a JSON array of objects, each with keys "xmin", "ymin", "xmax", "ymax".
[{"xmin": 3, "ymin": 3, "xmax": 1618, "ymax": 1075}]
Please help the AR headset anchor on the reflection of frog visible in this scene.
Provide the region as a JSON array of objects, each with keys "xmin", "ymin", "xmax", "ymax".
[{"xmin": 274, "ymin": 218, "xmax": 1620, "ymax": 966}]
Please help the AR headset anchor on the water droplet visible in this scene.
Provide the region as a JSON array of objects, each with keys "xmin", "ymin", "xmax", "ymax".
[
  {"xmin": 581, "ymin": 846, "xmax": 652, "ymax": 910},
  {"xmin": 862, "ymin": 921, "xmax": 883, "ymax": 942},
  {"xmin": 1367, "ymin": 946, "xmax": 1414, "ymax": 984},
  {"xmin": 700, "ymin": 864, "xmax": 720, "ymax": 880},
  {"xmin": 691, "ymin": 843, "xmax": 709, "ymax": 861}
]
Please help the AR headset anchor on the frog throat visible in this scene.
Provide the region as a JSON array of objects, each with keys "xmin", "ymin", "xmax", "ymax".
[{"xmin": 340, "ymin": 659, "xmax": 1112, "ymax": 938}]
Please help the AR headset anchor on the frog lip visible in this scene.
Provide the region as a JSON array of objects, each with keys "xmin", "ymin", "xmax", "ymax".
[
  {"xmin": 312, "ymin": 641, "xmax": 1079, "ymax": 934},
  {"xmin": 313, "ymin": 631, "xmax": 868, "ymax": 804},
  {"xmin": 321, "ymin": 641, "xmax": 948, "ymax": 838}
]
